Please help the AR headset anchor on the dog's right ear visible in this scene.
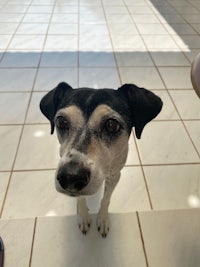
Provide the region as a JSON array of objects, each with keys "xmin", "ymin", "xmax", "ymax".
[{"xmin": 40, "ymin": 82, "xmax": 73, "ymax": 134}]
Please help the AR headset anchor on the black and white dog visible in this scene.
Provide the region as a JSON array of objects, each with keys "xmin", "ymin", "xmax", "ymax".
[{"xmin": 40, "ymin": 82, "xmax": 162, "ymax": 237}]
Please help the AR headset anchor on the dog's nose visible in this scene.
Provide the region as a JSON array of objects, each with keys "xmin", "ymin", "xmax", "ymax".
[{"xmin": 57, "ymin": 160, "xmax": 90, "ymax": 191}]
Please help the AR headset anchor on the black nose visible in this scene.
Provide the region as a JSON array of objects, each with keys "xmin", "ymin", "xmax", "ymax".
[{"xmin": 57, "ymin": 161, "xmax": 90, "ymax": 191}]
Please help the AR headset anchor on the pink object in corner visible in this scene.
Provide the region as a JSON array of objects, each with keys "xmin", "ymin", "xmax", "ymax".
[{"xmin": 191, "ymin": 52, "xmax": 200, "ymax": 98}]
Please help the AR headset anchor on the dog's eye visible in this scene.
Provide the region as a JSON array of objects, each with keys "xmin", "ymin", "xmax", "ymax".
[
  {"xmin": 105, "ymin": 119, "xmax": 120, "ymax": 134},
  {"xmin": 56, "ymin": 116, "xmax": 69, "ymax": 130}
]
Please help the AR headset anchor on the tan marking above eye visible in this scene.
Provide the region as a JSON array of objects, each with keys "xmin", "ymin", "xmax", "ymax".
[
  {"xmin": 56, "ymin": 106, "xmax": 85, "ymax": 127},
  {"xmin": 88, "ymin": 104, "xmax": 121, "ymax": 127}
]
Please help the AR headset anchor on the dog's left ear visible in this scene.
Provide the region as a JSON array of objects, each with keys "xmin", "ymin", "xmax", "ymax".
[
  {"xmin": 40, "ymin": 82, "xmax": 73, "ymax": 134},
  {"xmin": 118, "ymin": 84, "xmax": 163, "ymax": 139}
]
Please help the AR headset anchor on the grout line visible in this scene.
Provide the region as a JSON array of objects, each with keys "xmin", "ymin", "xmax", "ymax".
[
  {"xmin": 131, "ymin": 131, "xmax": 153, "ymax": 210},
  {"xmin": 0, "ymin": 124, "xmax": 25, "ymax": 217},
  {"xmin": 1, "ymin": 161, "xmax": 200, "ymax": 174},
  {"xmin": 21, "ymin": 0, "xmax": 58, "ymax": 126},
  {"xmin": 0, "ymin": 0, "xmax": 34, "ymax": 57},
  {"xmin": 0, "ymin": 171, "xmax": 12, "ymax": 218},
  {"xmin": 28, "ymin": 217, "xmax": 37, "ymax": 267},
  {"xmin": 136, "ymin": 211, "xmax": 149, "ymax": 267},
  {"xmin": 0, "ymin": 0, "xmax": 57, "ymax": 217},
  {"xmin": 100, "ymin": 0, "xmax": 123, "ymax": 86}
]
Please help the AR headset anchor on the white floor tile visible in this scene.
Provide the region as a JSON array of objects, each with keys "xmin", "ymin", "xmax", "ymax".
[
  {"xmin": 139, "ymin": 209, "xmax": 200, "ymax": 267},
  {"xmin": 0, "ymin": 35, "xmax": 12, "ymax": 49},
  {"xmin": 108, "ymin": 23, "xmax": 138, "ymax": 35},
  {"xmin": 119, "ymin": 67, "xmax": 165, "ymax": 89},
  {"xmin": 51, "ymin": 13, "xmax": 78, "ymax": 23},
  {"xmin": 158, "ymin": 67, "xmax": 192, "ymax": 89},
  {"xmin": 182, "ymin": 14, "xmax": 200, "ymax": 23},
  {"xmin": 137, "ymin": 23, "xmax": 168, "ymax": 35},
  {"xmin": 31, "ymin": 214, "xmax": 147, "ymax": 267},
  {"xmin": 169, "ymin": 90, "xmax": 200, "ymax": 119},
  {"xmin": 0, "ymin": 93, "xmax": 30, "ymax": 124},
  {"xmin": 164, "ymin": 23, "xmax": 196, "ymax": 35},
  {"xmin": 8, "ymin": 35, "xmax": 45, "ymax": 50},
  {"xmin": 0, "ymin": 172, "xmax": 10, "ymax": 211},
  {"xmin": 150, "ymin": 51, "xmax": 189, "ymax": 66},
  {"xmin": 1, "ymin": 4, "xmax": 28, "ymax": 13},
  {"xmin": 79, "ymin": 34, "xmax": 112, "ymax": 51},
  {"xmin": 27, "ymin": 4, "xmax": 53, "ymax": 13},
  {"xmin": 14, "ymin": 125, "xmax": 60, "ymax": 170},
  {"xmin": 104, "ymin": 6, "xmax": 128, "ymax": 14},
  {"xmin": 2, "ymin": 170, "xmax": 76, "ymax": 218},
  {"xmin": 191, "ymin": 24, "xmax": 200, "ymax": 34},
  {"xmin": 40, "ymin": 51, "xmax": 78, "ymax": 67},
  {"xmin": 79, "ymin": 6, "xmax": 103, "ymax": 15},
  {"xmin": 144, "ymin": 164, "xmax": 200, "ymax": 210},
  {"xmin": 0, "ymin": 125, "xmax": 22, "ymax": 171},
  {"xmin": 183, "ymin": 49, "xmax": 200, "ymax": 63},
  {"xmin": 44, "ymin": 35, "xmax": 78, "ymax": 50},
  {"xmin": 126, "ymin": 134, "xmax": 140, "ymax": 165},
  {"xmin": 79, "ymin": 51, "xmax": 116, "ymax": 67},
  {"xmin": 80, "ymin": 13, "xmax": 106, "ymax": 24},
  {"xmin": 16, "ymin": 23, "xmax": 48, "ymax": 35},
  {"xmin": 184, "ymin": 121, "xmax": 200, "ymax": 155},
  {"xmin": 111, "ymin": 35, "xmax": 146, "ymax": 50},
  {"xmin": 0, "ymin": 51, "xmax": 41, "ymax": 67},
  {"xmin": 143, "ymin": 35, "xmax": 178, "ymax": 49},
  {"xmin": 22, "ymin": 13, "xmax": 51, "ymax": 23},
  {"xmin": 34, "ymin": 68, "xmax": 78, "ymax": 91},
  {"xmin": 0, "ymin": 51, "xmax": 3, "ymax": 61},
  {"xmin": 0, "ymin": 13, "xmax": 23, "ymax": 22},
  {"xmin": 0, "ymin": 23, "xmax": 18, "ymax": 34},
  {"xmin": 0, "ymin": 68, "xmax": 36, "ymax": 92},
  {"xmin": 132, "ymin": 14, "xmax": 160, "ymax": 23},
  {"xmin": 110, "ymin": 166, "xmax": 151, "ymax": 212},
  {"xmin": 80, "ymin": 23, "xmax": 109, "ymax": 35},
  {"xmin": 48, "ymin": 23, "xmax": 78, "ymax": 35},
  {"xmin": 128, "ymin": 5, "xmax": 153, "ymax": 14},
  {"xmin": 103, "ymin": 0, "xmax": 125, "ymax": 5},
  {"xmin": 106, "ymin": 14, "xmax": 133, "ymax": 24},
  {"xmin": 158, "ymin": 13, "xmax": 185, "ymax": 23},
  {"xmin": 26, "ymin": 92, "xmax": 47, "ymax": 123},
  {"xmin": 136, "ymin": 121, "xmax": 199, "ymax": 164},
  {"xmin": 54, "ymin": 5, "xmax": 78, "ymax": 13},
  {"xmin": 173, "ymin": 35, "xmax": 200, "ymax": 49},
  {"xmin": 79, "ymin": 67, "xmax": 120, "ymax": 89},
  {"xmin": 152, "ymin": 90, "xmax": 179, "ymax": 120},
  {"xmin": 115, "ymin": 51, "xmax": 154, "ymax": 67},
  {"xmin": 0, "ymin": 218, "xmax": 35, "ymax": 267}
]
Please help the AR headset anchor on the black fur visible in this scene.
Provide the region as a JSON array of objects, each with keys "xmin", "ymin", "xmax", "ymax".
[{"xmin": 40, "ymin": 82, "xmax": 163, "ymax": 139}]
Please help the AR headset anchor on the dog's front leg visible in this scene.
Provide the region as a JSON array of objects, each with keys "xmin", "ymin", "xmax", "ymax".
[
  {"xmin": 97, "ymin": 173, "xmax": 120, "ymax": 238},
  {"xmin": 77, "ymin": 197, "xmax": 91, "ymax": 235}
]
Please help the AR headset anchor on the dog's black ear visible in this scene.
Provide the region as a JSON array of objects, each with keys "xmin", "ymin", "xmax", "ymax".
[
  {"xmin": 118, "ymin": 84, "xmax": 163, "ymax": 139},
  {"xmin": 40, "ymin": 82, "xmax": 73, "ymax": 134}
]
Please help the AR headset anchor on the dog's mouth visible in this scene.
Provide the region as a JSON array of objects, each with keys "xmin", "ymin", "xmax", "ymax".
[{"xmin": 67, "ymin": 191, "xmax": 80, "ymax": 197}]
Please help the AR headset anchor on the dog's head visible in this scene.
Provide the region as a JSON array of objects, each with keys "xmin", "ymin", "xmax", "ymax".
[{"xmin": 40, "ymin": 82, "xmax": 162, "ymax": 197}]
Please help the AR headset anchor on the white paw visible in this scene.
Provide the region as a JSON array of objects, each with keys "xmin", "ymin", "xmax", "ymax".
[
  {"xmin": 78, "ymin": 213, "xmax": 91, "ymax": 235},
  {"xmin": 96, "ymin": 213, "xmax": 110, "ymax": 238}
]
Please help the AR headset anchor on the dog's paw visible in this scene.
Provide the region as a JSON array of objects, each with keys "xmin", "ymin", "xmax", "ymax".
[
  {"xmin": 78, "ymin": 214, "xmax": 91, "ymax": 235},
  {"xmin": 96, "ymin": 213, "xmax": 110, "ymax": 238}
]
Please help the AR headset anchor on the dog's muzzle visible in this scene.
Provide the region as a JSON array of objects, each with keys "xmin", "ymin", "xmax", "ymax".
[{"xmin": 56, "ymin": 158, "xmax": 90, "ymax": 195}]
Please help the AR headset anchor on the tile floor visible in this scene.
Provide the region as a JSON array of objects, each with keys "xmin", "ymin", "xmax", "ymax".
[{"xmin": 0, "ymin": 0, "xmax": 200, "ymax": 266}]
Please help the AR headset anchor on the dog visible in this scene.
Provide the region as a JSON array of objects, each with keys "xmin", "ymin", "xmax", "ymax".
[{"xmin": 40, "ymin": 82, "xmax": 163, "ymax": 237}]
